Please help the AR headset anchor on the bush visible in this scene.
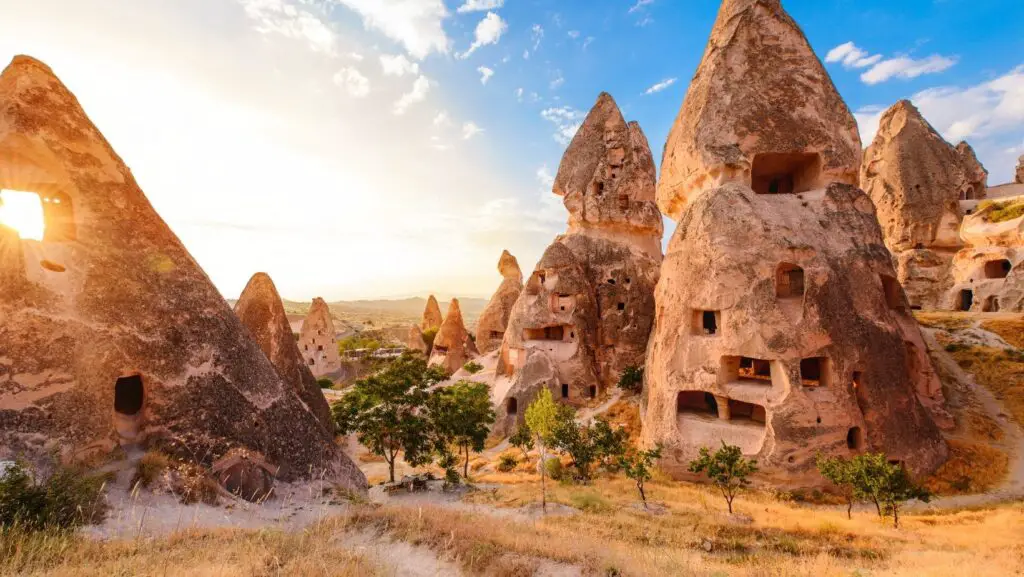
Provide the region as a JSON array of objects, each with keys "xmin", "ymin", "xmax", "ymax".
[
  {"xmin": 316, "ymin": 378, "xmax": 334, "ymax": 389},
  {"xmin": 545, "ymin": 457, "xmax": 564, "ymax": 481},
  {"xmin": 131, "ymin": 452, "xmax": 170, "ymax": 490},
  {"xmin": 617, "ymin": 366, "xmax": 644, "ymax": 394},
  {"xmin": 979, "ymin": 199, "xmax": 1024, "ymax": 223},
  {"xmin": 421, "ymin": 327, "xmax": 439, "ymax": 350},
  {"xmin": 497, "ymin": 453, "xmax": 518, "ymax": 472},
  {"xmin": 0, "ymin": 462, "xmax": 108, "ymax": 532},
  {"xmin": 463, "ymin": 361, "xmax": 483, "ymax": 375}
]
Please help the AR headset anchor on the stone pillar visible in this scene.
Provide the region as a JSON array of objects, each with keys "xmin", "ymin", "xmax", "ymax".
[{"xmin": 715, "ymin": 395, "xmax": 731, "ymax": 420}]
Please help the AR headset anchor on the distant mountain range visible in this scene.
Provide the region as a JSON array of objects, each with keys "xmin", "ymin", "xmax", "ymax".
[{"xmin": 226, "ymin": 296, "xmax": 489, "ymax": 326}]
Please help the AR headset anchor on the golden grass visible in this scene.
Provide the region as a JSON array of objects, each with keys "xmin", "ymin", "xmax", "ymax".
[
  {"xmin": 604, "ymin": 399, "xmax": 642, "ymax": 441},
  {"xmin": 357, "ymin": 451, "xmax": 386, "ymax": 463},
  {"xmin": 948, "ymin": 345, "xmax": 1024, "ymax": 426},
  {"xmin": 914, "ymin": 311, "xmax": 975, "ymax": 330},
  {"xmin": 924, "ymin": 439, "xmax": 1009, "ymax": 495},
  {"xmin": 981, "ymin": 317, "xmax": 1024, "ymax": 348}
]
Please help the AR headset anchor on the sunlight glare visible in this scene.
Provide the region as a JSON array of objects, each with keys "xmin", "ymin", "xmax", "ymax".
[{"xmin": 0, "ymin": 189, "xmax": 46, "ymax": 241}]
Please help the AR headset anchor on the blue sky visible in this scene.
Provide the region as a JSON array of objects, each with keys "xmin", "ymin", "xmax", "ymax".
[{"xmin": 1, "ymin": 0, "xmax": 1022, "ymax": 301}]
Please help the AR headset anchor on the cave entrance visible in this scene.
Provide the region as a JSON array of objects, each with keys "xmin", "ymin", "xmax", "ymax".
[
  {"xmin": 114, "ymin": 374, "xmax": 144, "ymax": 440},
  {"xmin": 561, "ymin": 383, "xmax": 569, "ymax": 399},
  {"xmin": 959, "ymin": 289, "xmax": 974, "ymax": 311},
  {"xmin": 506, "ymin": 397, "xmax": 518, "ymax": 416},
  {"xmin": 847, "ymin": 426, "xmax": 865, "ymax": 450},
  {"xmin": 727, "ymin": 399, "xmax": 767, "ymax": 424},
  {"xmin": 983, "ymin": 295, "xmax": 1000, "ymax": 313},
  {"xmin": 523, "ymin": 326, "xmax": 565, "ymax": 341},
  {"xmin": 984, "ymin": 259, "xmax": 1012, "ymax": 279},
  {"xmin": 776, "ymin": 263, "xmax": 805, "ymax": 299},
  {"xmin": 677, "ymin": 391, "xmax": 717, "ymax": 416},
  {"xmin": 750, "ymin": 152, "xmax": 822, "ymax": 195}
]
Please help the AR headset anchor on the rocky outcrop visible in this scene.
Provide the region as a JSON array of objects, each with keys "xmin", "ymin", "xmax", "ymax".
[
  {"xmin": 406, "ymin": 324, "xmax": 429, "ymax": 354},
  {"xmin": 298, "ymin": 298, "xmax": 341, "ymax": 378},
  {"xmin": 421, "ymin": 295, "xmax": 444, "ymax": 332},
  {"xmin": 234, "ymin": 273, "xmax": 333, "ymax": 431},
  {"xmin": 945, "ymin": 201, "xmax": 1024, "ymax": 312},
  {"xmin": 0, "ymin": 55, "xmax": 365, "ymax": 492},
  {"xmin": 495, "ymin": 93, "xmax": 662, "ymax": 425},
  {"xmin": 957, "ymin": 141, "xmax": 988, "ymax": 200},
  {"xmin": 475, "ymin": 250, "xmax": 523, "ymax": 354},
  {"xmin": 657, "ymin": 0, "xmax": 861, "ymax": 220},
  {"xmin": 644, "ymin": 2, "xmax": 947, "ymax": 486},
  {"xmin": 1015, "ymin": 155, "xmax": 1023, "ymax": 185},
  {"xmin": 429, "ymin": 298, "xmax": 476, "ymax": 373}
]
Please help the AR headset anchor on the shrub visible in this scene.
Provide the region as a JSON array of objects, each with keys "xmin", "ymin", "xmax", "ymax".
[
  {"xmin": 421, "ymin": 327, "xmax": 439, "ymax": 350},
  {"xmin": 131, "ymin": 452, "xmax": 170, "ymax": 490},
  {"xmin": 980, "ymin": 199, "xmax": 1024, "ymax": 223},
  {"xmin": 497, "ymin": 453, "xmax": 518, "ymax": 472},
  {"xmin": 544, "ymin": 457, "xmax": 564, "ymax": 481},
  {"xmin": 316, "ymin": 378, "xmax": 334, "ymax": 389},
  {"xmin": 617, "ymin": 366, "xmax": 644, "ymax": 394},
  {"xmin": 463, "ymin": 361, "xmax": 483, "ymax": 375},
  {"xmin": 688, "ymin": 442, "xmax": 758, "ymax": 514},
  {"xmin": 0, "ymin": 462, "xmax": 108, "ymax": 532},
  {"xmin": 509, "ymin": 424, "xmax": 534, "ymax": 461}
]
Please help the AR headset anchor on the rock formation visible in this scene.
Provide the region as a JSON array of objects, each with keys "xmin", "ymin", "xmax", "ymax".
[
  {"xmin": 643, "ymin": 1, "xmax": 948, "ymax": 485},
  {"xmin": 429, "ymin": 298, "xmax": 476, "ymax": 373},
  {"xmin": 494, "ymin": 93, "xmax": 663, "ymax": 433},
  {"xmin": 421, "ymin": 295, "xmax": 444, "ymax": 332},
  {"xmin": 1016, "ymin": 155, "xmax": 1024, "ymax": 185},
  {"xmin": 0, "ymin": 55, "xmax": 365, "ymax": 492},
  {"xmin": 234, "ymin": 273, "xmax": 333, "ymax": 431},
  {"xmin": 860, "ymin": 101, "xmax": 988, "ymax": 309},
  {"xmin": 945, "ymin": 203, "xmax": 1024, "ymax": 312},
  {"xmin": 298, "ymin": 298, "xmax": 341, "ymax": 378},
  {"xmin": 475, "ymin": 250, "xmax": 523, "ymax": 354},
  {"xmin": 406, "ymin": 324, "xmax": 429, "ymax": 354}
]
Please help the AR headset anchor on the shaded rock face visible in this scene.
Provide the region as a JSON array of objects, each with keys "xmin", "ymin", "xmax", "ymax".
[
  {"xmin": 860, "ymin": 101, "xmax": 986, "ymax": 309},
  {"xmin": 496, "ymin": 93, "xmax": 662, "ymax": 420},
  {"xmin": 644, "ymin": 4, "xmax": 947, "ymax": 486},
  {"xmin": 1017, "ymin": 156, "xmax": 1024, "ymax": 184},
  {"xmin": 234, "ymin": 273, "xmax": 333, "ymax": 431},
  {"xmin": 0, "ymin": 56, "xmax": 365, "ymax": 492},
  {"xmin": 475, "ymin": 250, "xmax": 523, "ymax": 354},
  {"xmin": 429, "ymin": 298, "xmax": 476, "ymax": 374},
  {"xmin": 945, "ymin": 206, "xmax": 1024, "ymax": 312},
  {"xmin": 298, "ymin": 298, "xmax": 341, "ymax": 378},
  {"xmin": 421, "ymin": 295, "xmax": 443, "ymax": 332},
  {"xmin": 657, "ymin": 0, "xmax": 861, "ymax": 220},
  {"xmin": 406, "ymin": 324, "xmax": 429, "ymax": 354}
]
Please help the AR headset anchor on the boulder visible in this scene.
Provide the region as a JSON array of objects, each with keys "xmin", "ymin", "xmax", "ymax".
[{"xmin": 475, "ymin": 250, "xmax": 523, "ymax": 354}]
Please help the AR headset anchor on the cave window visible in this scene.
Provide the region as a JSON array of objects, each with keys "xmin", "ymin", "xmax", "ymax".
[
  {"xmin": 693, "ymin": 310, "xmax": 719, "ymax": 336},
  {"xmin": 490, "ymin": 331, "xmax": 503, "ymax": 339},
  {"xmin": 607, "ymin": 279, "xmax": 616, "ymax": 285},
  {"xmin": 570, "ymin": 331, "xmax": 575, "ymax": 339},
  {"xmin": 114, "ymin": 375, "xmax": 144, "ymax": 416},
  {"xmin": 309, "ymin": 359, "xmax": 315, "ymax": 365},
  {"xmin": 847, "ymin": 426, "xmax": 865, "ymax": 451},
  {"xmin": 958, "ymin": 289, "xmax": 974, "ymax": 311},
  {"xmin": 506, "ymin": 398, "xmax": 518, "ymax": 415},
  {"xmin": 561, "ymin": 384, "xmax": 569, "ymax": 399},
  {"xmin": 723, "ymin": 356, "xmax": 772, "ymax": 384},
  {"xmin": 677, "ymin": 391, "xmax": 717, "ymax": 416},
  {"xmin": 727, "ymin": 399, "xmax": 767, "ymax": 424},
  {"xmin": 625, "ymin": 278, "xmax": 631, "ymax": 285},
  {"xmin": 539, "ymin": 272, "xmax": 546, "ymax": 284},
  {"xmin": 800, "ymin": 357, "xmax": 830, "ymax": 387},
  {"xmin": 524, "ymin": 326, "xmax": 565, "ymax": 341},
  {"xmin": 592, "ymin": 181, "xmax": 604, "ymax": 196},
  {"xmin": 880, "ymin": 274, "xmax": 905, "ymax": 311},
  {"xmin": 983, "ymin": 295, "xmax": 1000, "ymax": 312},
  {"xmin": 588, "ymin": 385, "xmax": 597, "ymax": 399},
  {"xmin": 318, "ymin": 345, "xmax": 323, "ymax": 352},
  {"xmin": 914, "ymin": 243, "xmax": 924, "ymax": 250},
  {"xmin": 750, "ymin": 152, "xmax": 822, "ymax": 195},
  {"xmin": 776, "ymin": 263, "xmax": 805, "ymax": 299},
  {"xmin": 984, "ymin": 259, "xmax": 1012, "ymax": 279},
  {"xmin": 434, "ymin": 345, "xmax": 449, "ymax": 354},
  {"xmin": 617, "ymin": 302, "xmax": 625, "ymax": 311}
]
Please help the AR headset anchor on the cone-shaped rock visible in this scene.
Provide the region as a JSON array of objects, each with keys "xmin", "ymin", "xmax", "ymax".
[
  {"xmin": 429, "ymin": 298, "xmax": 476, "ymax": 373},
  {"xmin": 658, "ymin": 0, "xmax": 861, "ymax": 219},
  {"xmin": 475, "ymin": 250, "xmax": 524, "ymax": 354},
  {"xmin": 0, "ymin": 55, "xmax": 365, "ymax": 491},
  {"xmin": 421, "ymin": 295, "xmax": 443, "ymax": 332},
  {"xmin": 495, "ymin": 93, "xmax": 662, "ymax": 432},
  {"xmin": 298, "ymin": 297, "xmax": 341, "ymax": 378},
  {"xmin": 956, "ymin": 141, "xmax": 989, "ymax": 198},
  {"xmin": 235, "ymin": 273, "xmax": 333, "ymax": 431},
  {"xmin": 406, "ymin": 324, "xmax": 429, "ymax": 354}
]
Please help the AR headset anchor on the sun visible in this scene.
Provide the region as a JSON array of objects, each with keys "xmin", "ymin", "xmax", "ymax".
[{"xmin": 0, "ymin": 189, "xmax": 46, "ymax": 241}]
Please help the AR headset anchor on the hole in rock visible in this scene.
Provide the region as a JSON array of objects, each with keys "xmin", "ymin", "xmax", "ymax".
[
  {"xmin": 984, "ymin": 259, "xmax": 1012, "ymax": 279},
  {"xmin": 677, "ymin": 391, "xmax": 718, "ymax": 416},
  {"xmin": 776, "ymin": 263, "xmax": 805, "ymax": 299},
  {"xmin": 847, "ymin": 426, "xmax": 865, "ymax": 450},
  {"xmin": 506, "ymin": 397, "xmax": 518, "ymax": 415},
  {"xmin": 959, "ymin": 289, "xmax": 974, "ymax": 311},
  {"xmin": 751, "ymin": 152, "xmax": 822, "ymax": 195}
]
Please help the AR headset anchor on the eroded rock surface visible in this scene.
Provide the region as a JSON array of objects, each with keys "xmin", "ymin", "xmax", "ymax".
[
  {"xmin": 475, "ymin": 250, "xmax": 523, "ymax": 354},
  {"xmin": 421, "ymin": 295, "xmax": 444, "ymax": 332},
  {"xmin": 429, "ymin": 298, "xmax": 476, "ymax": 374},
  {"xmin": 1015, "ymin": 155, "xmax": 1023, "ymax": 185},
  {"xmin": 946, "ymin": 205, "xmax": 1024, "ymax": 312},
  {"xmin": 298, "ymin": 298, "xmax": 341, "ymax": 378},
  {"xmin": 0, "ymin": 56, "xmax": 365, "ymax": 492}
]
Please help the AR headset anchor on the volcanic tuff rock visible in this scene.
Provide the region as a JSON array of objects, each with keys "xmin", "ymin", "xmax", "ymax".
[
  {"xmin": 406, "ymin": 323, "xmax": 429, "ymax": 354},
  {"xmin": 643, "ymin": 1, "xmax": 948, "ymax": 485},
  {"xmin": 496, "ymin": 93, "xmax": 662, "ymax": 424},
  {"xmin": 429, "ymin": 298, "xmax": 477, "ymax": 374},
  {"xmin": 657, "ymin": 0, "xmax": 861, "ymax": 220},
  {"xmin": 1016, "ymin": 155, "xmax": 1024, "ymax": 184},
  {"xmin": 475, "ymin": 250, "xmax": 523, "ymax": 354},
  {"xmin": 234, "ymin": 273, "xmax": 333, "ymax": 431},
  {"xmin": 0, "ymin": 55, "xmax": 366, "ymax": 492},
  {"xmin": 298, "ymin": 297, "xmax": 341, "ymax": 378},
  {"xmin": 945, "ymin": 204, "xmax": 1024, "ymax": 312},
  {"xmin": 421, "ymin": 295, "xmax": 444, "ymax": 332}
]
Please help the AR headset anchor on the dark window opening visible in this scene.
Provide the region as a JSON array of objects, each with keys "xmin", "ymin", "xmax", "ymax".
[
  {"xmin": 617, "ymin": 302, "xmax": 625, "ymax": 311},
  {"xmin": 880, "ymin": 274, "xmax": 905, "ymax": 311},
  {"xmin": 677, "ymin": 391, "xmax": 718, "ymax": 416},
  {"xmin": 561, "ymin": 383, "xmax": 569, "ymax": 399},
  {"xmin": 317, "ymin": 345, "xmax": 323, "ymax": 351},
  {"xmin": 625, "ymin": 278, "xmax": 631, "ymax": 284},
  {"xmin": 607, "ymin": 279, "xmax": 616, "ymax": 285},
  {"xmin": 490, "ymin": 331, "xmax": 504, "ymax": 339},
  {"xmin": 524, "ymin": 326, "xmax": 565, "ymax": 341},
  {"xmin": 695, "ymin": 310, "xmax": 719, "ymax": 336},
  {"xmin": 751, "ymin": 152, "xmax": 822, "ymax": 195},
  {"xmin": 911, "ymin": 305, "xmax": 922, "ymax": 311},
  {"xmin": 735, "ymin": 356, "xmax": 772, "ymax": 383},
  {"xmin": 539, "ymin": 272, "xmax": 546, "ymax": 283},
  {"xmin": 507, "ymin": 398, "xmax": 518, "ymax": 415},
  {"xmin": 959, "ymin": 289, "xmax": 974, "ymax": 311},
  {"xmin": 983, "ymin": 295, "xmax": 1000, "ymax": 312},
  {"xmin": 847, "ymin": 426, "xmax": 864, "ymax": 450},
  {"xmin": 308, "ymin": 359, "xmax": 315, "ymax": 365},
  {"xmin": 434, "ymin": 345, "xmax": 449, "ymax": 354},
  {"xmin": 914, "ymin": 243, "xmax": 924, "ymax": 250},
  {"xmin": 776, "ymin": 263, "xmax": 805, "ymax": 299},
  {"xmin": 114, "ymin": 375, "xmax": 144, "ymax": 416},
  {"xmin": 570, "ymin": 331, "xmax": 575, "ymax": 339},
  {"xmin": 800, "ymin": 357, "xmax": 829, "ymax": 387},
  {"xmin": 984, "ymin": 259, "xmax": 1012, "ymax": 279},
  {"xmin": 588, "ymin": 385, "xmax": 597, "ymax": 399},
  {"xmin": 728, "ymin": 399, "xmax": 767, "ymax": 424},
  {"xmin": 592, "ymin": 181, "xmax": 604, "ymax": 196}
]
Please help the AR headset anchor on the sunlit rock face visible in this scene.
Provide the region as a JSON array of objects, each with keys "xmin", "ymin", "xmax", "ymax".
[
  {"xmin": 494, "ymin": 93, "xmax": 662, "ymax": 426},
  {"xmin": 475, "ymin": 250, "xmax": 523, "ymax": 355},
  {"xmin": 643, "ymin": 1, "xmax": 948, "ymax": 486},
  {"xmin": 298, "ymin": 298, "xmax": 341, "ymax": 378},
  {"xmin": 860, "ymin": 101, "xmax": 988, "ymax": 309},
  {"xmin": 406, "ymin": 324, "xmax": 429, "ymax": 354},
  {"xmin": 234, "ymin": 273, "xmax": 333, "ymax": 431},
  {"xmin": 429, "ymin": 298, "xmax": 477, "ymax": 374},
  {"xmin": 0, "ymin": 56, "xmax": 365, "ymax": 492},
  {"xmin": 945, "ymin": 208, "xmax": 1024, "ymax": 313},
  {"xmin": 421, "ymin": 295, "xmax": 443, "ymax": 332}
]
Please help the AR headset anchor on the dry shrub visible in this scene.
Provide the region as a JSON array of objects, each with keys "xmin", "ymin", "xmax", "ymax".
[
  {"xmin": 925, "ymin": 439, "xmax": 1009, "ymax": 495},
  {"xmin": 603, "ymin": 399, "xmax": 642, "ymax": 442},
  {"xmin": 358, "ymin": 451, "xmax": 387, "ymax": 463},
  {"xmin": 948, "ymin": 345, "xmax": 1024, "ymax": 426},
  {"xmin": 130, "ymin": 451, "xmax": 170, "ymax": 490},
  {"xmin": 167, "ymin": 462, "xmax": 219, "ymax": 505},
  {"xmin": 981, "ymin": 317, "xmax": 1024, "ymax": 348},
  {"xmin": 914, "ymin": 311, "xmax": 975, "ymax": 330}
]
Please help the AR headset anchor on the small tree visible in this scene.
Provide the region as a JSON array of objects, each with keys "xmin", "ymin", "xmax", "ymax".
[
  {"xmin": 620, "ymin": 444, "xmax": 662, "ymax": 509},
  {"xmin": 849, "ymin": 452, "xmax": 891, "ymax": 518},
  {"xmin": 816, "ymin": 454, "xmax": 856, "ymax": 519},
  {"xmin": 849, "ymin": 453, "xmax": 930, "ymax": 528},
  {"xmin": 525, "ymin": 388, "xmax": 559, "ymax": 512},
  {"xmin": 592, "ymin": 418, "xmax": 629, "ymax": 471},
  {"xmin": 688, "ymin": 441, "xmax": 758, "ymax": 514},
  {"xmin": 880, "ymin": 465, "xmax": 930, "ymax": 528},
  {"xmin": 421, "ymin": 327, "xmax": 439, "ymax": 351},
  {"xmin": 426, "ymin": 381, "xmax": 496, "ymax": 480},
  {"xmin": 550, "ymin": 406, "xmax": 599, "ymax": 482},
  {"xmin": 617, "ymin": 366, "xmax": 644, "ymax": 394},
  {"xmin": 462, "ymin": 361, "xmax": 483, "ymax": 375},
  {"xmin": 332, "ymin": 353, "xmax": 448, "ymax": 483},
  {"xmin": 509, "ymin": 424, "xmax": 534, "ymax": 461},
  {"xmin": 316, "ymin": 377, "xmax": 334, "ymax": 389}
]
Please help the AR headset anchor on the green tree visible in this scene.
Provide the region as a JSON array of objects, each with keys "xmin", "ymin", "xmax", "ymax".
[
  {"xmin": 316, "ymin": 377, "xmax": 334, "ymax": 389},
  {"xmin": 620, "ymin": 444, "xmax": 662, "ymax": 509},
  {"xmin": 848, "ymin": 453, "xmax": 930, "ymax": 528},
  {"xmin": 816, "ymin": 454, "xmax": 856, "ymax": 519},
  {"xmin": 592, "ymin": 418, "xmax": 629, "ymax": 471},
  {"xmin": 509, "ymin": 424, "xmax": 534, "ymax": 461},
  {"xmin": 462, "ymin": 361, "xmax": 483, "ymax": 375},
  {"xmin": 879, "ymin": 464, "xmax": 930, "ymax": 528},
  {"xmin": 426, "ymin": 381, "xmax": 496, "ymax": 479},
  {"xmin": 421, "ymin": 327, "xmax": 439, "ymax": 351},
  {"xmin": 525, "ymin": 388, "xmax": 559, "ymax": 512},
  {"xmin": 332, "ymin": 352, "xmax": 449, "ymax": 482},
  {"xmin": 849, "ymin": 452, "xmax": 891, "ymax": 518},
  {"xmin": 617, "ymin": 366, "xmax": 644, "ymax": 394},
  {"xmin": 549, "ymin": 406, "xmax": 598, "ymax": 482},
  {"xmin": 688, "ymin": 442, "xmax": 759, "ymax": 514}
]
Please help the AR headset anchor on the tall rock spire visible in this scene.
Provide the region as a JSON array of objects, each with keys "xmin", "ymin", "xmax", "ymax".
[
  {"xmin": 476, "ymin": 250, "xmax": 524, "ymax": 355},
  {"xmin": 421, "ymin": 294, "xmax": 444, "ymax": 331}
]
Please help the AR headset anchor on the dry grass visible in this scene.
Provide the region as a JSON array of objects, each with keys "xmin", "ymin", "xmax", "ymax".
[
  {"xmin": 948, "ymin": 345, "xmax": 1024, "ymax": 426},
  {"xmin": 981, "ymin": 317, "xmax": 1024, "ymax": 348},
  {"xmin": 357, "ymin": 451, "xmax": 387, "ymax": 463},
  {"xmin": 914, "ymin": 311, "xmax": 975, "ymax": 331},
  {"xmin": 603, "ymin": 399, "xmax": 642, "ymax": 441},
  {"xmin": 924, "ymin": 439, "xmax": 1009, "ymax": 495}
]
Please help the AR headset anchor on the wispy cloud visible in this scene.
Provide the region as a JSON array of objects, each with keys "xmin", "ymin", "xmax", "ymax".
[
  {"xmin": 333, "ymin": 0, "xmax": 450, "ymax": 60},
  {"xmin": 644, "ymin": 77, "xmax": 676, "ymax": 95},
  {"xmin": 456, "ymin": 0, "xmax": 503, "ymax": 14},
  {"xmin": 541, "ymin": 106, "xmax": 585, "ymax": 145},
  {"xmin": 549, "ymin": 70, "xmax": 564, "ymax": 90},
  {"xmin": 628, "ymin": 0, "xmax": 654, "ymax": 14},
  {"xmin": 462, "ymin": 121, "xmax": 484, "ymax": 140},
  {"xmin": 824, "ymin": 42, "xmax": 882, "ymax": 69},
  {"xmin": 478, "ymin": 65, "xmax": 494, "ymax": 84},
  {"xmin": 333, "ymin": 67, "xmax": 370, "ymax": 97},
  {"xmin": 458, "ymin": 12, "xmax": 507, "ymax": 59},
  {"xmin": 393, "ymin": 75, "xmax": 431, "ymax": 115},
  {"xmin": 824, "ymin": 41, "xmax": 956, "ymax": 85},
  {"xmin": 238, "ymin": 0, "xmax": 337, "ymax": 55},
  {"xmin": 379, "ymin": 53, "xmax": 419, "ymax": 76}
]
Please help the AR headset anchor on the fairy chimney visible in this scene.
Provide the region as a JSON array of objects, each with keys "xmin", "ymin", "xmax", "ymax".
[
  {"xmin": 0, "ymin": 56, "xmax": 365, "ymax": 492},
  {"xmin": 1016, "ymin": 155, "xmax": 1024, "ymax": 185},
  {"xmin": 298, "ymin": 298, "xmax": 341, "ymax": 378},
  {"xmin": 643, "ymin": 1, "xmax": 948, "ymax": 486},
  {"xmin": 406, "ymin": 324, "xmax": 430, "ymax": 354},
  {"xmin": 429, "ymin": 298, "xmax": 476, "ymax": 373},
  {"xmin": 234, "ymin": 273, "xmax": 333, "ymax": 431},
  {"xmin": 475, "ymin": 250, "xmax": 524, "ymax": 354},
  {"xmin": 421, "ymin": 295, "xmax": 444, "ymax": 332}
]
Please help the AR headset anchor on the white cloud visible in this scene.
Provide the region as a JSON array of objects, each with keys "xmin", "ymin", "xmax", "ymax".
[
  {"xmin": 333, "ymin": 66, "xmax": 370, "ymax": 97},
  {"xmin": 393, "ymin": 75, "xmax": 431, "ymax": 115},
  {"xmin": 860, "ymin": 54, "xmax": 957, "ymax": 85},
  {"xmin": 462, "ymin": 121, "xmax": 484, "ymax": 139},
  {"xmin": 530, "ymin": 24, "xmax": 544, "ymax": 51},
  {"xmin": 515, "ymin": 87, "xmax": 524, "ymax": 102},
  {"xmin": 458, "ymin": 12, "xmax": 507, "ymax": 59},
  {"xmin": 824, "ymin": 41, "xmax": 882, "ymax": 69},
  {"xmin": 334, "ymin": 0, "xmax": 450, "ymax": 60},
  {"xmin": 635, "ymin": 15, "xmax": 653, "ymax": 27},
  {"xmin": 432, "ymin": 110, "xmax": 451, "ymax": 127},
  {"xmin": 522, "ymin": 49, "xmax": 530, "ymax": 60},
  {"xmin": 456, "ymin": 0, "xmax": 503, "ymax": 13},
  {"xmin": 541, "ymin": 106, "xmax": 584, "ymax": 144},
  {"xmin": 379, "ymin": 53, "xmax": 420, "ymax": 76},
  {"xmin": 549, "ymin": 70, "xmax": 564, "ymax": 90},
  {"xmin": 239, "ymin": 0, "xmax": 337, "ymax": 55},
  {"xmin": 644, "ymin": 77, "xmax": 676, "ymax": 95},
  {"xmin": 477, "ymin": 66, "xmax": 494, "ymax": 85},
  {"xmin": 628, "ymin": 0, "xmax": 654, "ymax": 14},
  {"xmin": 568, "ymin": 30, "xmax": 580, "ymax": 40}
]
